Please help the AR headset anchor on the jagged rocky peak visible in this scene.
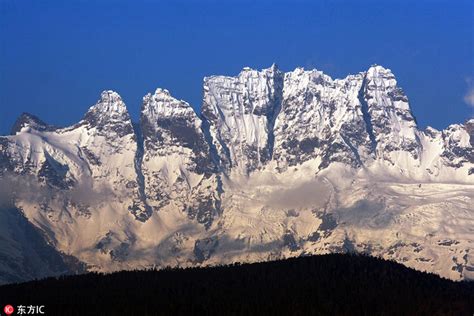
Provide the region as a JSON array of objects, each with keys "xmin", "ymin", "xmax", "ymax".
[
  {"xmin": 284, "ymin": 66, "xmax": 334, "ymax": 88},
  {"xmin": 442, "ymin": 123, "xmax": 473, "ymax": 150},
  {"xmin": 142, "ymin": 88, "xmax": 196, "ymax": 119},
  {"xmin": 90, "ymin": 90, "xmax": 128, "ymax": 114},
  {"xmin": 440, "ymin": 123, "xmax": 474, "ymax": 170},
  {"xmin": 364, "ymin": 64, "xmax": 411, "ymax": 111},
  {"xmin": 141, "ymin": 87, "xmax": 202, "ymax": 145},
  {"xmin": 140, "ymin": 87, "xmax": 214, "ymax": 173},
  {"xmin": 10, "ymin": 112, "xmax": 56, "ymax": 135},
  {"xmin": 465, "ymin": 119, "xmax": 474, "ymax": 146},
  {"xmin": 203, "ymin": 63, "xmax": 284, "ymax": 117},
  {"xmin": 82, "ymin": 90, "xmax": 133, "ymax": 137},
  {"xmin": 139, "ymin": 88, "xmax": 219, "ymax": 226},
  {"xmin": 201, "ymin": 64, "xmax": 284, "ymax": 173},
  {"xmin": 360, "ymin": 65, "xmax": 420, "ymax": 158},
  {"xmin": 424, "ymin": 126, "xmax": 441, "ymax": 138},
  {"xmin": 366, "ymin": 64, "xmax": 396, "ymax": 82},
  {"xmin": 234, "ymin": 63, "xmax": 284, "ymax": 117},
  {"xmin": 273, "ymin": 66, "xmax": 371, "ymax": 170}
]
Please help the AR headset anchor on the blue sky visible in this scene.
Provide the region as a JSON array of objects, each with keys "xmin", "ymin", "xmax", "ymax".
[{"xmin": 1, "ymin": 0, "xmax": 473, "ymax": 135}]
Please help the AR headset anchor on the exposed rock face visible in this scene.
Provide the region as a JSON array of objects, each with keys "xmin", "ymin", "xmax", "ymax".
[
  {"xmin": 10, "ymin": 113, "xmax": 57, "ymax": 135},
  {"xmin": 0, "ymin": 64, "xmax": 472, "ymax": 284},
  {"xmin": 362, "ymin": 66, "xmax": 420, "ymax": 161},
  {"xmin": 81, "ymin": 91, "xmax": 134, "ymax": 139},
  {"xmin": 0, "ymin": 208, "xmax": 85, "ymax": 285},
  {"xmin": 273, "ymin": 68, "xmax": 371, "ymax": 170},
  {"xmin": 140, "ymin": 88, "xmax": 220, "ymax": 227},
  {"xmin": 76, "ymin": 91, "xmax": 147, "ymax": 221},
  {"xmin": 202, "ymin": 64, "xmax": 284, "ymax": 174},
  {"xmin": 440, "ymin": 123, "xmax": 474, "ymax": 168}
]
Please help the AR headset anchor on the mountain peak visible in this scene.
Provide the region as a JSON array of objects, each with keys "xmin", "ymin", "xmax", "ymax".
[
  {"xmin": 2, "ymin": 63, "xmax": 474, "ymax": 287},
  {"xmin": 368, "ymin": 63, "xmax": 389, "ymax": 70},
  {"xmin": 366, "ymin": 64, "xmax": 394, "ymax": 79},
  {"xmin": 239, "ymin": 64, "xmax": 281, "ymax": 76},
  {"xmin": 85, "ymin": 90, "xmax": 128, "ymax": 116},
  {"xmin": 152, "ymin": 88, "xmax": 171, "ymax": 98},
  {"xmin": 364, "ymin": 64, "xmax": 407, "ymax": 107},
  {"xmin": 81, "ymin": 90, "xmax": 133, "ymax": 136},
  {"xmin": 91, "ymin": 90, "xmax": 127, "ymax": 114},
  {"xmin": 10, "ymin": 112, "xmax": 56, "ymax": 135},
  {"xmin": 101, "ymin": 90, "xmax": 122, "ymax": 101},
  {"xmin": 142, "ymin": 88, "xmax": 193, "ymax": 119},
  {"xmin": 266, "ymin": 63, "xmax": 280, "ymax": 73}
]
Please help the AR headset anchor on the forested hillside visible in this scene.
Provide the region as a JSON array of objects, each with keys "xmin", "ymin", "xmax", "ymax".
[{"xmin": 0, "ymin": 254, "xmax": 472, "ymax": 315}]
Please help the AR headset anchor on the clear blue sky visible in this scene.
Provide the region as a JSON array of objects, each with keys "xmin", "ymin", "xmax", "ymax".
[{"xmin": 1, "ymin": 0, "xmax": 473, "ymax": 135}]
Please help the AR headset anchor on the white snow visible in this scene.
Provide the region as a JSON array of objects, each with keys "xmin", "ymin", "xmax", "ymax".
[{"xmin": 1, "ymin": 65, "xmax": 473, "ymax": 282}]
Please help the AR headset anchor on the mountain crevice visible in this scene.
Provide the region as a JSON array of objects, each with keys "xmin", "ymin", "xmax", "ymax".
[
  {"xmin": 358, "ymin": 75, "xmax": 377, "ymax": 154},
  {"xmin": 132, "ymin": 122, "xmax": 152, "ymax": 221},
  {"xmin": 264, "ymin": 70, "xmax": 284, "ymax": 162}
]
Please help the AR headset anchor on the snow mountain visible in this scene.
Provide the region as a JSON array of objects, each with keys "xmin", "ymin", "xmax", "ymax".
[{"xmin": 0, "ymin": 64, "xmax": 473, "ymax": 284}]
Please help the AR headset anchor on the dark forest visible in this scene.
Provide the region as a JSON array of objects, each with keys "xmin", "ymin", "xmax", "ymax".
[{"xmin": 0, "ymin": 254, "xmax": 472, "ymax": 316}]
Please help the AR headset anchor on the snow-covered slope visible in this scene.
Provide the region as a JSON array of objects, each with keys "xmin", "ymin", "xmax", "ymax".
[
  {"xmin": 202, "ymin": 64, "xmax": 284, "ymax": 174},
  {"xmin": 0, "ymin": 207, "xmax": 84, "ymax": 284},
  {"xmin": 0, "ymin": 64, "xmax": 472, "ymax": 284},
  {"xmin": 273, "ymin": 67, "xmax": 371, "ymax": 171},
  {"xmin": 140, "ymin": 88, "xmax": 221, "ymax": 228}
]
